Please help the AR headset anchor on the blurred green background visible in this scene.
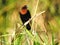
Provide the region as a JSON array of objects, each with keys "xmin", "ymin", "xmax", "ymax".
[{"xmin": 0, "ymin": 0, "xmax": 60, "ymax": 45}]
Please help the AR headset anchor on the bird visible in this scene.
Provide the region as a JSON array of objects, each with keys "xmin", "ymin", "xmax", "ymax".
[{"xmin": 19, "ymin": 5, "xmax": 31, "ymax": 30}]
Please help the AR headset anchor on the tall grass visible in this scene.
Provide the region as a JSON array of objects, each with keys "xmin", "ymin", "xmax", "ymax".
[{"xmin": 0, "ymin": 0, "xmax": 60, "ymax": 45}]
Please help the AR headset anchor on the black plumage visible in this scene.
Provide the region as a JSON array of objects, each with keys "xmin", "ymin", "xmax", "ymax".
[{"xmin": 19, "ymin": 10, "xmax": 31, "ymax": 30}]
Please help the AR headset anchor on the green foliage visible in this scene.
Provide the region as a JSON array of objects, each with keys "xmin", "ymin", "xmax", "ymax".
[{"xmin": 0, "ymin": 0, "xmax": 60, "ymax": 45}]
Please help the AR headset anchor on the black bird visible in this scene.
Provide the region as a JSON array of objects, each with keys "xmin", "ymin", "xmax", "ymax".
[{"xmin": 19, "ymin": 5, "xmax": 31, "ymax": 30}]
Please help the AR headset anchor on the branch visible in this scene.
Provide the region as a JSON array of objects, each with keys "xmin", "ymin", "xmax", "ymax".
[{"xmin": 16, "ymin": 11, "xmax": 45, "ymax": 34}]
